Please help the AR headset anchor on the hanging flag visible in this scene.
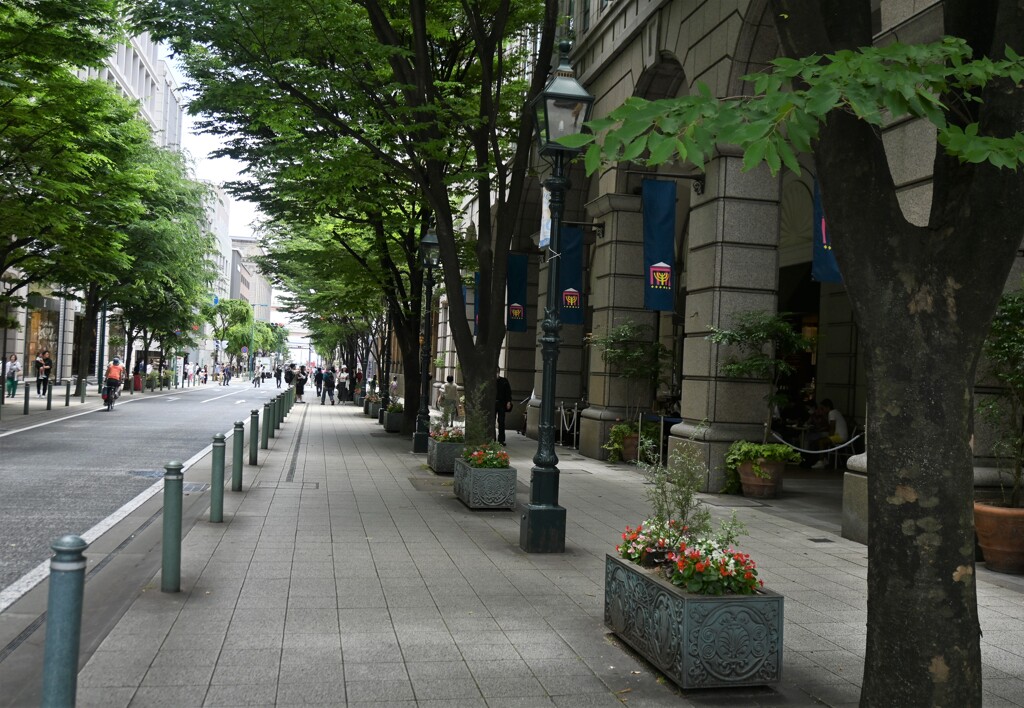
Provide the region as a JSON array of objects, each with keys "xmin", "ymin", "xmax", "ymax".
[
  {"xmin": 642, "ymin": 180, "xmax": 676, "ymax": 311},
  {"xmin": 507, "ymin": 253, "xmax": 528, "ymax": 332},
  {"xmin": 812, "ymin": 179, "xmax": 842, "ymax": 283},
  {"xmin": 539, "ymin": 188, "xmax": 552, "ymax": 248},
  {"xmin": 473, "ymin": 272, "xmax": 480, "ymax": 335},
  {"xmin": 559, "ymin": 226, "xmax": 584, "ymax": 325}
]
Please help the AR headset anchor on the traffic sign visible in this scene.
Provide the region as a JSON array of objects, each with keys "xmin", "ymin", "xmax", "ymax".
[{"xmin": 241, "ymin": 346, "xmax": 249, "ymax": 354}]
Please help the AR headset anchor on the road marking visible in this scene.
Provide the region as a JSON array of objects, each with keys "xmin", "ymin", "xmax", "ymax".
[
  {"xmin": 234, "ymin": 400, "xmax": 247, "ymax": 404},
  {"xmin": 166, "ymin": 397, "xmax": 179, "ymax": 401},
  {"xmin": 0, "ymin": 426, "xmax": 234, "ymax": 614},
  {"xmin": 199, "ymin": 390, "xmax": 246, "ymax": 404}
]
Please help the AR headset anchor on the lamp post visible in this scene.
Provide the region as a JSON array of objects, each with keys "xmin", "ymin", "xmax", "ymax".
[
  {"xmin": 520, "ymin": 40, "xmax": 595, "ymax": 553},
  {"xmin": 381, "ymin": 306, "xmax": 393, "ymax": 410},
  {"xmin": 413, "ymin": 228, "xmax": 440, "ymax": 453}
]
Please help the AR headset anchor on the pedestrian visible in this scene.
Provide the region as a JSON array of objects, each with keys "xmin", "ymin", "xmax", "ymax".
[
  {"xmin": 321, "ymin": 366, "xmax": 336, "ymax": 405},
  {"xmin": 440, "ymin": 375, "xmax": 459, "ymax": 426},
  {"xmin": 295, "ymin": 365, "xmax": 308, "ymax": 403},
  {"xmin": 285, "ymin": 364, "xmax": 295, "ymax": 386},
  {"xmin": 5, "ymin": 354, "xmax": 21, "ymax": 398},
  {"xmin": 253, "ymin": 364, "xmax": 263, "ymax": 387},
  {"xmin": 495, "ymin": 374, "xmax": 513, "ymax": 445},
  {"xmin": 337, "ymin": 366, "xmax": 349, "ymax": 402},
  {"xmin": 389, "ymin": 376, "xmax": 399, "ymax": 399},
  {"xmin": 314, "ymin": 367, "xmax": 324, "ymax": 397},
  {"xmin": 34, "ymin": 350, "xmax": 51, "ymax": 397},
  {"xmin": 275, "ymin": 365, "xmax": 283, "ymax": 388}
]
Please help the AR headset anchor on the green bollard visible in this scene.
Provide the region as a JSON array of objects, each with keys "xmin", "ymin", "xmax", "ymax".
[
  {"xmin": 232, "ymin": 421, "xmax": 244, "ymax": 491},
  {"xmin": 210, "ymin": 434, "xmax": 225, "ymax": 523},
  {"xmin": 161, "ymin": 461, "xmax": 183, "ymax": 592},
  {"xmin": 277, "ymin": 394, "xmax": 284, "ymax": 428},
  {"xmin": 80, "ymin": 377, "xmax": 86, "ymax": 403},
  {"xmin": 269, "ymin": 398, "xmax": 277, "ymax": 438},
  {"xmin": 24, "ymin": 381, "xmax": 29, "ymax": 415},
  {"xmin": 46, "ymin": 381, "xmax": 52, "ymax": 410},
  {"xmin": 248, "ymin": 409, "xmax": 259, "ymax": 468},
  {"xmin": 64, "ymin": 379, "xmax": 71, "ymax": 407},
  {"xmin": 262, "ymin": 402, "xmax": 272, "ymax": 447},
  {"xmin": 40, "ymin": 534, "xmax": 88, "ymax": 708}
]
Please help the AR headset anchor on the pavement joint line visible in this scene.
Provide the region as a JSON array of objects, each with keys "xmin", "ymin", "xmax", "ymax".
[
  {"xmin": 0, "ymin": 431, "xmax": 221, "ymax": 614},
  {"xmin": 285, "ymin": 403, "xmax": 310, "ymax": 483}
]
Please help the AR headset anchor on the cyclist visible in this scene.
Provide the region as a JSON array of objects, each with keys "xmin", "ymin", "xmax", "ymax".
[{"xmin": 104, "ymin": 357, "xmax": 125, "ymax": 408}]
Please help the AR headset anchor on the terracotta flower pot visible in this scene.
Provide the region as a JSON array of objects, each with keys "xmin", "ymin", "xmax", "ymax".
[
  {"xmin": 737, "ymin": 460, "xmax": 785, "ymax": 499},
  {"xmin": 974, "ymin": 501, "xmax": 1024, "ymax": 574}
]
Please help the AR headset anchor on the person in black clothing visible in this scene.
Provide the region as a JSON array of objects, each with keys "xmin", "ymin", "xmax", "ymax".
[
  {"xmin": 35, "ymin": 350, "xmax": 52, "ymax": 397},
  {"xmin": 495, "ymin": 375, "xmax": 513, "ymax": 445},
  {"xmin": 274, "ymin": 366, "xmax": 283, "ymax": 388},
  {"xmin": 314, "ymin": 367, "xmax": 324, "ymax": 397}
]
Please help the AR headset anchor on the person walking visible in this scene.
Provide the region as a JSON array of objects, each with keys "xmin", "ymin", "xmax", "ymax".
[
  {"xmin": 440, "ymin": 375, "xmax": 459, "ymax": 426},
  {"xmin": 337, "ymin": 366, "xmax": 349, "ymax": 403},
  {"xmin": 321, "ymin": 366, "xmax": 336, "ymax": 405},
  {"xmin": 495, "ymin": 374, "xmax": 513, "ymax": 445},
  {"xmin": 253, "ymin": 364, "xmax": 263, "ymax": 387},
  {"xmin": 295, "ymin": 365, "xmax": 308, "ymax": 403},
  {"xmin": 275, "ymin": 366, "xmax": 283, "ymax": 388},
  {"xmin": 34, "ymin": 350, "xmax": 51, "ymax": 397},
  {"xmin": 5, "ymin": 354, "xmax": 21, "ymax": 398},
  {"xmin": 314, "ymin": 367, "xmax": 324, "ymax": 398}
]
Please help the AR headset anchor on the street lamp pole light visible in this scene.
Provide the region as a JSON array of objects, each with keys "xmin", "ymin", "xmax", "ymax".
[
  {"xmin": 413, "ymin": 228, "xmax": 440, "ymax": 453},
  {"xmin": 520, "ymin": 40, "xmax": 594, "ymax": 553}
]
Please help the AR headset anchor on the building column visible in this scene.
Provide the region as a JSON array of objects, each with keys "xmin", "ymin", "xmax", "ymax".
[{"xmin": 668, "ymin": 156, "xmax": 781, "ymax": 491}]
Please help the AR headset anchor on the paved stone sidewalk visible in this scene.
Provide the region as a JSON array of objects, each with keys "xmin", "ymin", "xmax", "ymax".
[{"xmin": 75, "ymin": 399, "xmax": 1024, "ymax": 707}]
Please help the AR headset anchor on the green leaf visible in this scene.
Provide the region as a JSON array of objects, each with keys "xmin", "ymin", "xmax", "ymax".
[
  {"xmin": 584, "ymin": 143, "xmax": 602, "ymax": 176},
  {"xmin": 742, "ymin": 140, "xmax": 768, "ymax": 172},
  {"xmin": 620, "ymin": 135, "xmax": 649, "ymax": 162},
  {"xmin": 556, "ymin": 133, "xmax": 595, "ymax": 149},
  {"xmin": 647, "ymin": 132, "xmax": 677, "ymax": 164}
]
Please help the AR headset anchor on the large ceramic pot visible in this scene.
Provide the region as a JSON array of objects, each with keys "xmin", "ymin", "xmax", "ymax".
[
  {"xmin": 621, "ymin": 433, "xmax": 639, "ymax": 463},
  {"xmin": 453, "ymin": 459, "xmax": 516, "ymax": 510},
  {"xmin": 974, "ymin": 501, "xmax": 1024, "ymax": 574},
  {"xmin": 427, "ymin": 438, "xmax": 464, "ymax": 474},
  {"xmin": 604, "ymin": 554, "xmax": 783, "ymax": 689},
  {"xmin": 737, "ymin": 460, "xmax": 784, "ymax": 498}
]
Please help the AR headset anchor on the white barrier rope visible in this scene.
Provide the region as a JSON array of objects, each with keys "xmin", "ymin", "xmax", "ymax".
[
  {"xmin": 559, "ymin": 405, "xmax": 577, "ymax": 432},
  {"xmin": 770, "ymin": 431, "xmax": 863, "ymax": 455}
]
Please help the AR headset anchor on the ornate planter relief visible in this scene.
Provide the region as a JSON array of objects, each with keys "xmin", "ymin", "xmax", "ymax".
[
  {"xmin": 427, "ymin": 438, "xmax": 464, "ymax": 474},
  {"xmin": 453, "ymin": 459, "xmax": 516, "ymax": 510},
  {"xmin": 604, "ymin": 554, "xmax": 783, "ymax": 689}
]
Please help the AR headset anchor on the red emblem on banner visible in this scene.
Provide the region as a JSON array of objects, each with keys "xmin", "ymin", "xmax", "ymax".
[
  {"xmin": 649, "ymin": 262, "xmax": 672, "ymax": 290},
  {"xmin": 509, "ymin": 303, "xmax": 524, "ymax": 320},
  {"xmin": 562, "ymin": 288, "xmax": 581, "ymax": 309}
]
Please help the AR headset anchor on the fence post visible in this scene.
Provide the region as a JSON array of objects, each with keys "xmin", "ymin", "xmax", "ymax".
[
  {"xmin": 232, "ymin": 421, "xmax": 244, "ymax": 492},
  {"xmin": 210, "ymin": 434, "xmax": 225, "ymax": 523},
  {"xmin": 262, "ymin": 402, "xmax": 272, "ymax": 447},
  {"xmin": 248, "ymin": 409, "xmax": 259, "ymax": 468},
  {"xmin": 40, "ymin": 534, "xmax": 88, "ymax": 708},
  {"xmin": 161, "ymin": 461, "xmax": 183, "ymax": 592}
]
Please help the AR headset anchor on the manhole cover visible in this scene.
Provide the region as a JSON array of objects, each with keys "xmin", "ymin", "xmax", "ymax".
[
  {"xmin": 808, "ymin": 537, "xmax": 835, "ymax": 543},
  {"xmin": 409, "ymin": 477, "xmax": 453, "ymax": 491},
  {"xmin": 559, "ymin": 468, "xmax": 591, "ymax": 475},
  {"xmin": 183, "ymin": 483, "xmax": 210, "ymax": 493},
  {"xmin": 255, "ymin": 481, "xmax": 320, "ymax": 490}
]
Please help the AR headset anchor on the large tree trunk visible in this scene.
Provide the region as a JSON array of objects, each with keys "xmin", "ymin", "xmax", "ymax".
[
  {"xmin": 73, "ymin": 285, "xmax": 100, "ymax": 396},
  {"xmin": 772, "ymin": 1, "xmax": 1024, "ymax": 703}
]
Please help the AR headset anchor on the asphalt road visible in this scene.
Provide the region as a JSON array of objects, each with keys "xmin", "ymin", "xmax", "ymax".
[{"xmin": 0, "ymin": 381, "xmax": 284, "ymax": 592}]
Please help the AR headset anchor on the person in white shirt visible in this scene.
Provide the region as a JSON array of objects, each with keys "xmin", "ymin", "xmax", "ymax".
[
  {"xmin": 811, "ymin": 398, "xmax": 848, "ymax": 469},
  {"xmin": 5, "ymin": 354, "xmax": 21, "ymax": 398}
]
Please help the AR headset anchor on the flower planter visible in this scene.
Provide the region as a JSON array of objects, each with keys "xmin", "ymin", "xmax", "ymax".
[
  {"xmin": 427, "ymin": 438, "xmax": 464, "ymax": 474},
  {"xmin": 737, "ymin": 460, "xmax": 784, "ymax": 498},
  {"xmin": 353, "ymin": 395, "xmax": 363, "ymax": 407},
  {"xmin": 604, "ymin": 554, "xmax": 783, "ymax": 690},
  {"xmin": 383, "ymin": 411, "xmax": 402, "ymax": 433},
  {"xmin": 453, "ymin": 459, "xmax": 516, "ymax": 510},
  {"xmin": 974, "ymin": 501, "xmax": 1024, "ymax": 574}
]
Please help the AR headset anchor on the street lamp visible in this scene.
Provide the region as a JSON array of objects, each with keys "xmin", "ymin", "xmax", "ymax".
[
  {"xmin": 413, "ymin": 227, "xmax": 440, "ymax": 453},
  {"xmin": 520, "ymin": 40, "xmax": 594, "ymax": 553}
]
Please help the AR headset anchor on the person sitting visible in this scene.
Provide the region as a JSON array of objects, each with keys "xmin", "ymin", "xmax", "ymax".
[{"xmin": 811, "ymin": 399, "xmax": 848, "ymax": 469}]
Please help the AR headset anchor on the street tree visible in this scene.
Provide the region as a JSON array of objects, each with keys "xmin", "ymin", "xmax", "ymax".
[
  {"xmin": 572, "ymin": 1, "xmax": 1024, "ymax": 703},
  {"xmin": 135, "ymin": 0, "xmax": 561, "ymax": 442},
  {"xmin": 201, "ymin": 299, "xmax": 254, "ymax": 367}
]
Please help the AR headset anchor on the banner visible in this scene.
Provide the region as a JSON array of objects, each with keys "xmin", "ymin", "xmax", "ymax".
[
  {"xmin": 559, "ymin": 226, "xmax": 584, "ymax": 325},
  {"xmin": 539, "ymin": 188, "xmax": 552, "ymax": 248},
  {"xmin": 642, "ymin": 179, "xmax": 676, "ymax": 311},
  {"xmin": 812, "ymin": 179, "xmax": 842, "ymax": 283},
  {"xmin": 473, "ymin": 272, "xmax": 479, "ymax": 335},
  {"xmin": 506, "ymin": 253, "xmax": 528, "ymax": 332}
]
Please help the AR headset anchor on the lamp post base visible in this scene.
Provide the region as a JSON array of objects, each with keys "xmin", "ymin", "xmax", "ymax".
[
  {"xmin": 412, "ymin": 431, "xmax": 428, "ymax": 453},
  {"xmin": 519, "ymin": 504, "xmax": 566, "ymax": 553}
]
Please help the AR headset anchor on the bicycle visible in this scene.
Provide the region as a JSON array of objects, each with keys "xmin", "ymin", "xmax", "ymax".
[{"xmin": 102, "ymin": 379, "xmax": 121, "ymax": 411}]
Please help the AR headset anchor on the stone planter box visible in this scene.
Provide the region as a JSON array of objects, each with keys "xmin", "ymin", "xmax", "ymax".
[
  {"xmin": 353, "ymin": 395, "xmax": 363, "ymax": 407},
  {"xmin": 383, "ymin": 411, "xmax": 403, "ymax": 433},
  {"xmin": 368, "ymin": 401, "xmax": 381, "ymax": 418},
  {"xmin": 377, "ymin": 409, "xmax": 385, "ymax": 424},
  {"xmin": 427, "ymin": 438, "xmax": 464, "ymax": 474},
  {"xmin": 453, "ymin": 459, "xmax": 516, "ymax": 510},
  {"xmin": 604, "ymin": 554, "xmax": 783, "ymax": 690},
  {"xmin": 362, "ymin": 398, "xmax": 370, "ymax": 414}
]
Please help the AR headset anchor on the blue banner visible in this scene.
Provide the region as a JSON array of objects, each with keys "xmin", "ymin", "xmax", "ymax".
[
  {"xmin": 642, "ymin": 180, "xmax": 676, "ymax": 311},
  {"xmin": 559, "ymin": 226, "xmax": 584, "ymax": 325},
  {"xmin": 812, "ymin": 180, "xmax": 842, "ymax": 283},
  {"xmin": 473, "ymin": 272, "xmax": 479, "ymax": 335},
  {"xmin": 506, "ymin": 253, "xmax": 528, "ymax": 332}
]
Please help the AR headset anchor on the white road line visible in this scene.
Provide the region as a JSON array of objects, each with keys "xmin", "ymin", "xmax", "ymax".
[
  {"xmin": 200, "ymin": 390, "xmax": 246, "ymax": 404},
  {"xmin": 0, "ymin": 428, "xmax": 233, "ymax": 614}
]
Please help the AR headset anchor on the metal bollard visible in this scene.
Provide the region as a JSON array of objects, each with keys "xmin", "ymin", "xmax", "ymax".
[
  {"xmin": 65, "ymin": 379, "xmax": 71, "ymax": 407},
  {"xmin": 262, "ymin": 402, "xmax": 272, "ymax": 448},
  {"xmin": 24, "ymin": 381, "xmax": 29, "ymax": 415},
  {"xmin": 161, "ymin": 461, "xmax": 183, "ymax": 592},
  {"xmin": 80, "ymin": 378, "xmax": 86, "ymax": 403},
  {"xmin": 248, "ymin": 409, "xmax": 259, "ymax": 468},
  {"xmin": 210, "ymin": 434, "xmax": 225, "ymax": 523},
  {"xmin": 40, "ymin": 534, "xmax": 88, "ymax": 708},
  {"xmin": 46, "ymin": 380, "xmax": 53, "ymax": 410},
  {"xmin": 277, "ymin": 394, "xmax": 284, "ymax": 428},
  {"xmin": 269, "ymin": 398, "xmax": 277, "ymax": 438},
  {"xmin": 232, "ymin": 421, "xmax": 244, "ymax": 492}
]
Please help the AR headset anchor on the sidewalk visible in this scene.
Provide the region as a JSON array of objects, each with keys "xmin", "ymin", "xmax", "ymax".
[{"xmin": 61, "ymin": 399, "xmax": 1024, "ymax": 706}]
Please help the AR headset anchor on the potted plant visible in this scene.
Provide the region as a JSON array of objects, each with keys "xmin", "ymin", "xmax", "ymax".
[
  {"xmin": 975, "ymin": 288, "xmax": 1024, "ymax": 573},
  {"xmin": 453, "ymin": 441, "xmax": 516, "ymax": 510},
  {"xmin": 602, "ymin": 420, "xmax": 661, "ymax": 463},
  {"xmin": 605, "ymin": 438, "xmax": 783, "ymax": 689},
  {"xmin": 365, "ymin": 392, "xmax": 381, "ymax": 417},
  {"xmin": 383, "ymin": 401, "xmax": 404, "ymax": 433},
  {"xmin": 353, "ymin": 386, "xmax": 363, "ymax": 406},
  {"xmin": 427, "ymin": 425, "xmax": 465, "ymax": 474},
  {"xmin": 588, "ymin": 321, "xmax": 669, "ymax": 461},
  {"xmin": 707, "ymin": 310, "xmax": 812, "ymax": 496}
]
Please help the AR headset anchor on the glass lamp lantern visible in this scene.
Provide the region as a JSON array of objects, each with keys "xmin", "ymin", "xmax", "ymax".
[{"xmin": 530, "ymin": 40, "xmax": 595, "ymax": 156}]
